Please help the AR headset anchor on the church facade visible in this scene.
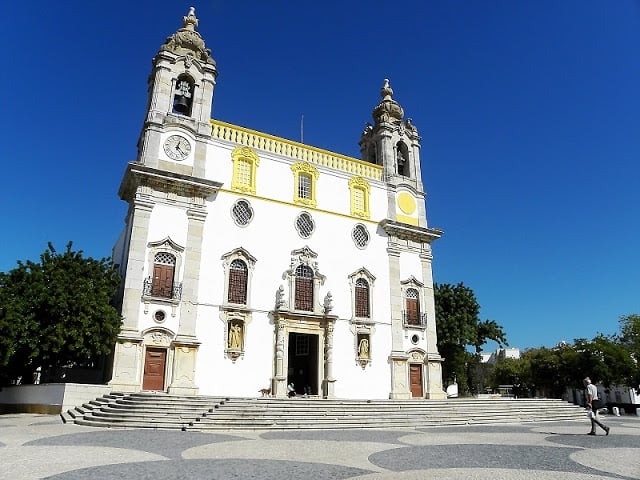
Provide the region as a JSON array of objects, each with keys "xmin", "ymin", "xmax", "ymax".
[{"xmin": 109, "ymin": 8, "xmax": 446, "ymax": 400}]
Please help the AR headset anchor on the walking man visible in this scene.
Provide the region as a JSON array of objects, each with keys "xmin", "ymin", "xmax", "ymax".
[{"xmin": 583, "ymin": 377, "xmax": 610, "ymax": 436}]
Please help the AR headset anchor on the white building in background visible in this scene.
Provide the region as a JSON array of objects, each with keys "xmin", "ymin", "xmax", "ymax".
[
  {"xmin": 480, "ymin": 348, "xmax": 521, "ymax": 364},
  {"xmin": 109, "ymin": 8, "xmax": 446, "ymax": 400}
]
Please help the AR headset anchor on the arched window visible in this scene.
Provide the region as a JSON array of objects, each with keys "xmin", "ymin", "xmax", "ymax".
[
  {"xmin": 355, "ymin": 278, "xmax": 370, "ymax": 318},
  {"xmin": 397, "ymin": 141, "xmax": 410, "ymax": 177},
  {"xmin": 295, "ymin": 265, "xmax": 314, "ymax": 311},
  {"xmin": 173, "ymin": 75, "xmax": 194, "ymax": 115},
  {"xmin": 405, "ymin": 288, "xmax": 420, "ymax": 325},
  {"xmin": 231, "ymin": 147, "xmax": 260, "ymax": 195},
  {"xmin": 151, "ymin": 252, "xmax": 176, "ymax": 298},
  {"xmin": 228, "ymin": 259, "xmax": 248, "ymax": 304}
]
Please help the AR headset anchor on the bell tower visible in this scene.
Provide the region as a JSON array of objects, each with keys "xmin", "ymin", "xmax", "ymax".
[
  {"xmin": 361, "ymin": 80, "xmax": 445, "ymax": 399},
  {"xmin": 359, "ymin": 79, "xmax": 427, "ymax": 227},
  {"xmin": 137, "ymin": 6, "xmax": 218, "ymax": 174}
]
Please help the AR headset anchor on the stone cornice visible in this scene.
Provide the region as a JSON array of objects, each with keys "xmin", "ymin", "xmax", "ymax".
[
  {"xmin": 119, "ymin": 162, "xmax": 222, "ymax": 202},
  {"xmin": 380, "ymin": 219, "xmax": 443, "ymax": 244}
]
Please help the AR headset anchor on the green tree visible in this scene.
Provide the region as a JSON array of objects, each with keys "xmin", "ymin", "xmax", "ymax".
[
  {"xmin": 435, "ymin": 282, "xmax": 507, "ymax": 394},
  {"xmin": 616, "ymin": 314, "xmax": 640, "ymax": 386},
  {"xmin": 0, "ymin": 243, "xmax": 122, "ymax": 385}
]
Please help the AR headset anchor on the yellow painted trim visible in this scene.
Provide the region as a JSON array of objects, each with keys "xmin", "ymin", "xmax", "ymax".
[
  {"xmin": 291, "ymin": 162, "xmax": 319, "ymax": 208},
  {"xmin": 211, "ymin": 119, "xmax": 383, "ymax": 181},
  {"xmin": 348, "ymin": 176, "xmax": 371, "ymax": 219},
  {"xmin": 396, "ymin": 214, "xmax": 419, "ymax": 226},
  {"xmin": 231, "ymin": 146, "xmax": 259, "ymax": 195},
  {"xmin": 219, "ymin": 188, "xmax": 380, "ymax": 225}
]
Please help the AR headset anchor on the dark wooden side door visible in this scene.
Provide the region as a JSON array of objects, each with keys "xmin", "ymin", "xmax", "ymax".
[
  {"xmin": 409, "ymin": 364, "xmax": 423, "ymax": 398},
  {"xmin": 143, "ymin": 348, "xmax": 166, "ymax": 391}
]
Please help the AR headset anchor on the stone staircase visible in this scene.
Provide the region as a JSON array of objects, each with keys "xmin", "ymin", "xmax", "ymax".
[{"xmin": 62, "ymin": 392, "xmax": 586, "ymax": 430}]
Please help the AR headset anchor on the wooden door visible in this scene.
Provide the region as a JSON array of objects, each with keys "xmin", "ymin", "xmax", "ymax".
[
  {"xmin": 143, "ymin": 348, "xmax": 166, "ymax": 391},
  {"xmin": 409, "ymin": 364, "xmax": 423, "ymax": 398},
  {"xmin": 152, "ymin": 263, "xmax": 174, "ymax": 298}
]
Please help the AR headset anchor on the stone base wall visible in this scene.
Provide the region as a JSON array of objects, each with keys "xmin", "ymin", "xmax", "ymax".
[{"xmin": 0, "ymin": 383, "xmax": 111, "ymax": 414}]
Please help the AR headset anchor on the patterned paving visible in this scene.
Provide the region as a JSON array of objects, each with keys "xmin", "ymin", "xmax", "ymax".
[{"xmin": 0, "ymin": 414, "xmax": 638, "ymax": 479}]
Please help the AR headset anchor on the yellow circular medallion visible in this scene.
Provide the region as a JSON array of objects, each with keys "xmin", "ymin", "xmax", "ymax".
[{"xmin": 397, "ymin": 192, "xmax": 416, "ymax": 214}]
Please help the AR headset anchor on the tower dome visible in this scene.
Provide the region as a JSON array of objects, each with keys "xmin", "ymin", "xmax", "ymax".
[
  {"xmin": 372, "ymin": 79, "xmax": 404, "ymax": 124},
  {"xmin": 159, "ymin": 7, "xmax": 215, "ymax": 65}
]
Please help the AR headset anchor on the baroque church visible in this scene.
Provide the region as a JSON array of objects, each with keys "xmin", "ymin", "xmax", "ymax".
[{"xmin": 110, "ymin": 8, "xmax": 446, "ymax": 400}]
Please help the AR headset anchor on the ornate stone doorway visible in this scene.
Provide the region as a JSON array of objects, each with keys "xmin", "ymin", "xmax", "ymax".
[
  {"xmin": 287, "ymin": 332, "xmax": 319, "ymax": 396},
  {"xmin": 143, "ymin": 347, "xmax": 167, "ymax": 391}
]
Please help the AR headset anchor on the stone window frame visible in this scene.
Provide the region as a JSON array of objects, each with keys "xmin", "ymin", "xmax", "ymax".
[
  {"xmin": 221, "ymin": 247, "xmax": 257, "ymax": 309},
  {"xmin": 143, "ymin": 237, "xmax": 185, "ymax": 314},
  {"xmin": 291, "ymin": 162, "xmax": 319, "ymax": 208},
  {"xmin": 348, "ymin": 177, "xmax": 371, "ymax": 219},
  {"xmin": 348, "ymin": 267, "xmax": 376, "ymax": 323},
  {"xmin": 283, "ymin": 246, "xmax": 326, "ymax": 314},
  {"xmin": 231, "ymin": 146, "xmax": 260, "ymax": 195},
  {"xmin": 400, "ymin": 276, "xmax": 426, "ymax": 329}
]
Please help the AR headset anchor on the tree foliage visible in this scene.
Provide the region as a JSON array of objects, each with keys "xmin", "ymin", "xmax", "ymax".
[
  {"xmin": 0, "ymin": 242, "xmax": 122, "ymax": 384},
  {"xmin": 435, "ymin": 282, "xmax": 507, "ymax": 393}
]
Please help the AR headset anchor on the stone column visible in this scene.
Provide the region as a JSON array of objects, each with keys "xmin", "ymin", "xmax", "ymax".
[
  {"xmin": 273, "ymin": 317, "xmax": 288, "ymax": 398},
  {"xmin": 323, "ymin": 318, "xmax": 336, "ymax": 399}
]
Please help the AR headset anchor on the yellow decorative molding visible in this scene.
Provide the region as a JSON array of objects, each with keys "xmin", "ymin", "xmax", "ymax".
[
  {"xmin": 291, "ymin": 162, "xmax": 319, "ymax": 208},
  {"xmin": 348, "ymin": 176, "xmax": 371, "ymax": 219},
  {"xmin": 231, "ymin": 146, "xmax": 259, "ymax": 195},
  {"xmin": 211, "ymin": 119, "xmax": 382, "ymax": 181}
]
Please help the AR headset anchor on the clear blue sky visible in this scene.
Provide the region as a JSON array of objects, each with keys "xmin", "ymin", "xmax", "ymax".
[{"xmin": 1, "ymin": 1, "xmax": 638, "ymax": 350}]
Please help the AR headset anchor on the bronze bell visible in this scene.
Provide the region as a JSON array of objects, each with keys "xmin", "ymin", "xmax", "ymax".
[{"xmin": 173, "ymin": 95, "xmax": 190, "ymax": 114}]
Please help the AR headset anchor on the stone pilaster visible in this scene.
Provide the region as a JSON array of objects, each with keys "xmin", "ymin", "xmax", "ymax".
[
  {"xmin": 387, "ymin": 244, "xmax": 410, "ymax": 398},
  {"xmin": 167, "ymin": 341, "xmax": 200, "ymax": 395},
  {"xmin": 120, "ymin": 196, "xmax": 154, "ymax": 332},
  {"xmin": 109, "ymin": 336, "xmax": 143, "ymax": 392},
  {"xmin": 389, "ymin": 353, "xmax": 411, "ymax": 399}
]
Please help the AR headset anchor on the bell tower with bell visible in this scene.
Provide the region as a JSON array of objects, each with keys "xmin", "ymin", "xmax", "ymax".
[{"xmin": 136, "ymin": 6, "xmax": 218, "ymax": 172}]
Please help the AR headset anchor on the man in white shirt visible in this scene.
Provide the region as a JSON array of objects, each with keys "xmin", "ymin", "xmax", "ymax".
[{"xmin": 583, "ymin": 377, "xmax": 610, "ymax": 436}]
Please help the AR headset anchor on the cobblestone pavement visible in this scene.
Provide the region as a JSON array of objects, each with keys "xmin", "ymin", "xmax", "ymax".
[{"xmin": 1, "ymin": 414, "xmax": 638, "ymax": 479}]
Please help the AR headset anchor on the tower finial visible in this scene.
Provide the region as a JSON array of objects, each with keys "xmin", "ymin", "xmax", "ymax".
[{"xmin": 183, "ymin": 6, "xmax": 198, "ymax": 31}]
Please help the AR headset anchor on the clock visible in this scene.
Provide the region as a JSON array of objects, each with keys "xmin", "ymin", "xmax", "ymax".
[{"xmin": 163, "ymin": 135, "xmax": 191, "ymax": 160}]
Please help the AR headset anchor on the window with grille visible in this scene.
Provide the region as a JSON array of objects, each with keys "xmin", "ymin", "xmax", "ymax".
[
  {"xmin": 355, "ymin": 278, "xmax": 370, "ymax": 318},
  {"xmin": 296, "ymin": 212, "xmax": 315, "ymax": 238},
  {"xmin": 228, "ymin": 259, "xmax": 248, "ymax": 304},
  {"xmin": 352, "ymin": 224, "xmax": 370, "ymax": 249},
  {"xmin": 298, "ymin": 173, "xmax": 312, "ymax": 199},
  {"xmin": 295, "ymin": 265, "xmax": 314, "ymax": 311},
  {"xmin": 295, "ymin": 335, "xmax": 310, "ymax": 356},
  {"xmin": 405, "ymin": 288, "xmax": 420, "ymax": 325},
  {"xmin": 151, "ymin": 253, "xmax": 176, "ymax": 298},
  {"xmin": 232, "ymin": 199, "xmax": 253, "ymax": 226},
  {"xmin": 353, "ymin": 188, "xmax": 365, "ymax": 212}
]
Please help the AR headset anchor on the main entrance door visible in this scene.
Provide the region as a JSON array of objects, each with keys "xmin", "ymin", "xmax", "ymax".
[
  {"xmin": 143, "ymin": 348, "xmax": 166, "ymax": 391},
  {"xmin": 409, "ymin": 364, "xmax": 423, "ymax": 398},
  {"xmin": 287, "ymin": 332, "xmax": 319, "ymax": 396}
]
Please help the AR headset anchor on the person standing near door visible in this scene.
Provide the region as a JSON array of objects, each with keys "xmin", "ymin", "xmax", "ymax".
[{"xmin": 584, "ymin": 377, "xmax": 610, "ymax": 436}]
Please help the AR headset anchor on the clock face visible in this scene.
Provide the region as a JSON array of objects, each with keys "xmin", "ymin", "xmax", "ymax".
[{"xmin": 163, "ymin": 135, "xmax": 191, "ymax": 160}]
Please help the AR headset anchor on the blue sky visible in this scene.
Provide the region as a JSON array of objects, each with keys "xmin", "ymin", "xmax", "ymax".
[{"xmin": 1, "ymin": 1, "xmax": 638, "ymax": 350}]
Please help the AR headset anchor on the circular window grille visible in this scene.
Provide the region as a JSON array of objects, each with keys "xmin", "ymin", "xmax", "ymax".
[
  {"xmin": 232, "ymin": 199, "xmax": 254, "ymax": 226},
  {"xmin": 352, "ymin": 224, "xmax": 370, "ymax": 248},
  {"xmin": 154, "ymin": 310, "xmax": 166, "ymax": 323},
  {"xmin": 296, "ymin": 212, "xmax": 315, "ymax": 238}
]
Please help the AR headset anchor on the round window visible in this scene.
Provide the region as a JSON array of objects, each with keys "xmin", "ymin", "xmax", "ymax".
[
  {"xmin": 411, "ymin": 334, "xmax": 419, "ymax": 345},
  {"xmin": 352, "ymin": 224, "xmax": 370, "ymax": 249},
  {"xmin": 154, "ymin": 310, "xmax": 166, "ymax": 323},
  {"xmin": 232, "ymin": 199, "xmax": 254, "ymax": 226},
  {"xmin": 296, "ymin": 212, "xmax": 315, "ymax": 238}
]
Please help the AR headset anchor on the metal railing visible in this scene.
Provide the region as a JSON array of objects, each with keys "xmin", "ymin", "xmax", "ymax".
[
  {"xmin": 402, "ymin": 311, "xmax": 427, "ymax": 327},
  {"xmin": 142, "ymin": 277, "xmax": 182, "ymax": 301}
]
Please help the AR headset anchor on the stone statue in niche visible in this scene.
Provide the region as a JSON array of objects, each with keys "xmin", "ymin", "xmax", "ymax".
[
  {"xmin": 228, "ymin": 322, "xmax": 243, "ymax": 350},
  {"xmin": 358, "ymin": 337, "xmax": 369, "ymax": 358}
]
